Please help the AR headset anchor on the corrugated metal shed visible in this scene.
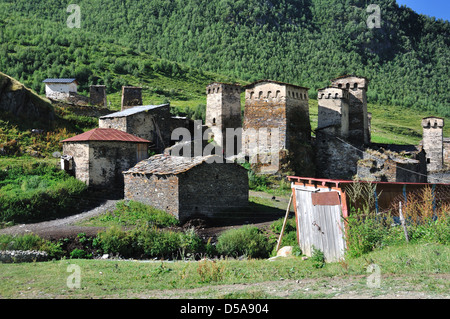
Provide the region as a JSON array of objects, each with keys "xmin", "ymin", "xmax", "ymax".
[{"xmin": 61, "ymin": 128, "xmax": 151, "ymax": 143}]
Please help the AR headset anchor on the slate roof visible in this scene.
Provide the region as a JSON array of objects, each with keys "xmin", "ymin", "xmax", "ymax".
[
  {"xmin": 123, "ymin": 154, "xmax": 222, "ymax": 175},
  {"xmin": 244, "ymin": 79, "xmax": 309, "ymax": 90},
  {"xmin": 99, "ymin": 104, "xmax": 169, "ymax": 119},
  {"xmin": 43, "ymin": 78, "xmax": 78, "ymax": 84},
  {"xmin": 61, "ymin": 128, "xmax": 151, "ymax": 143}
]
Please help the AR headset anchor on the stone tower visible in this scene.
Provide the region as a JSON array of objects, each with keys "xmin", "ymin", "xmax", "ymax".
[
  {"xmin": 242, "ymin": 80, "xmax": 313, "ymax": 175},
  {"xmin": 121, "ymin": 86, "xmax": 143, "ymax": 111},
  {"xmin": 317, "ymin": 87, "xmax": 349, "ymax": 139},
  {"xmin": 331, "ymin": 75, "xmax": 369, "ymax": 145},
  {"xmin": 205, "ymin": 82, "xmax": 242, "ymax": 155},
  {"xmin": 315, "ymin": 87, "xmax": 361, "ymax": 179},
  {"xmin": 422, "ymin": 116, "xmax": 444, "ymax": 172},
  {"xmin": 89, "ymin": 85, "xmax": 107, "ymax": 108}
]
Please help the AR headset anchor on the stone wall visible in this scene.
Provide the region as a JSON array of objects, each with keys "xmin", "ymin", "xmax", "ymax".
[
  {"xmin": 314, "ymin": 128, "xmax": 362, "ymax": 180},
  {"xmin": 178, "ymin": 162, "xmax": 249, "ymax": 222},
  {"xmin": 88, "ymin": 141, "xmax": 147, "ymax": 188},
  {"xmin": 124, "ymin": 173, "xmax": 180, "ymax": 218},
  {"xmin": 357, "ymin": 149, "xmax": 427, "ymax": 183},
  {"xmin": 62, "ymin": 142, "xmax": 90, "ymax": 185}
]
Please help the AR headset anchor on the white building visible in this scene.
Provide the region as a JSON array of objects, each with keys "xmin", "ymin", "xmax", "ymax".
[{"xmin": 43, "ymin": 78, "xmax": 78, "ymax": 100}]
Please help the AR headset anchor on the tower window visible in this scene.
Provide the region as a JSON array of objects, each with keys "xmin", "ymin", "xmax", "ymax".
[
  {"xmin": 353, "ymin": 83, "xmax": 358, "ymax": 89},
  {"xmin": 212, "ymin": 118, "xmax": 216, "ymax": 126}
]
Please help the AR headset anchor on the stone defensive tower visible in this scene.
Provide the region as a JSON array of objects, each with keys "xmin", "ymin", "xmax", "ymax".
[
  {"xmin": 242, "ymin": 80, "xmax": 313, "ymax": 175},
  {"xmin": 89, "ymin": 85, "xmax": 107, "ymax": 108},
  {"xmin": 121, "ymin": 86, "xmax": 143, "ymax": 111},
  {"xmin": 422, "ymin": 116, "xmax": 444, "ymax": 172},
  {"xmin": 205, "ymin": 82, "xmax": 242, "ymax": 155},
  {"xmin": 331, "ymin": 75, "xmax": 369, "ymax": 145},
  {"xmin": 317, "ymin": 87, "xmax": 349, "ymax": 139},
  {"xmin": 315, "ymin": 87, "xmax": 361, "ymax": 179}
]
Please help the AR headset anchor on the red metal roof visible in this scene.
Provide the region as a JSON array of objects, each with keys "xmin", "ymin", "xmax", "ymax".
[
  {"xmin": 61, "ymin": 128, "xmax": 150, "ymax": 143},
  {"xmin": 287, "ymin": 176, "xmax": 450, "ymax": 187}
]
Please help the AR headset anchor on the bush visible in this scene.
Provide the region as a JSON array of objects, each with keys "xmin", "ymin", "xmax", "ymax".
[
  {"xmin": 96, "ymin": 226, "xmax": 204, "ymax": 259},
  {"xmin": 216, "ymin": 225, "xmax": 272, "ymax": 259},
  {"xmin": 345, "ymin": 211, "xmax": 388, "ymax": 258}
]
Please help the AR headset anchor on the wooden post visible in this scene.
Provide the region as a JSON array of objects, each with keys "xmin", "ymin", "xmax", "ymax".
[
  {"xmin": 276, "ymin": 193, "xmax": 294, "ymax": 252},
  {"xmin": 399, "ymin": 202, "xmax": 409, "ymax": 243}
]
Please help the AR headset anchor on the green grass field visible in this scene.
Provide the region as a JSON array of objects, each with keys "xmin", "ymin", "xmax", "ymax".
[{"xmin": 0, "ymin": 243, "xmax": 448, "ymax": 299}]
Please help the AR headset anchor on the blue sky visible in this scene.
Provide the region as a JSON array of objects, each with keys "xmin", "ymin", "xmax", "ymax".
[{"xmin": 396, "ymin": 0, "xmax": 450, "ymax": 21}]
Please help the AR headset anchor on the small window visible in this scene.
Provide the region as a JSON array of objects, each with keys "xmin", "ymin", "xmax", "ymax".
[
  {"xmin": 212, "ymin": 118, "xmax": 216, "ymax": 126},
  {"xmin": 346, "ymin": 83, "xmax": 350, "ymax": 89},
  {"xmin": 258, "ymin": 91, "xmax": 263, "ymax": 99},
  {"xmin": 250, "ymin": 91, "xmax": 254, "ymax": 99},
  {"xmin": 354, "ymin": 83, "xmax": 358, "ymax": 89}
]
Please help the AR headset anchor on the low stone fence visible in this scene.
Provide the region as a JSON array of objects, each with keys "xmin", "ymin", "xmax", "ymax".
[{"xmin": 0, "ymin": 250, "xmax": 49, "ymax": 263}]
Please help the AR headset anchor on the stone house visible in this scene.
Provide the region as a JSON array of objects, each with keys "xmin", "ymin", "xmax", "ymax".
[
  {"xmin": 242, "ymin": 79, "xmax": 314, "ymax": 175},
  {"xmin": 43, "ymin": 78, "xmax": 78, "ymax": 100},
  {"xmin": 99, "ymin": 104, "xmax": 171, "ymax": 153},
  {"xmin": 61, "ymin": 128, "xmax": 150, "ymax": 188},
  {"xmin": 123, "ymin": 154, "xmax": 249, "ymax": 223}
]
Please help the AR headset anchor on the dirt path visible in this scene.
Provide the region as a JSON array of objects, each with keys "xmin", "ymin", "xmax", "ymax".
[
  {"xmin": 0, "ymin": 199, "xmax": 120, "ymax": 239},
  {"xmin": 0, "ymin": 190, "xmax": 291, "ymax": 240}
]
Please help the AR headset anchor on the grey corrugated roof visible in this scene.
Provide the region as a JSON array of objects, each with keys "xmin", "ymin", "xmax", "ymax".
[
  {"xmin": 100, "ymin": 104, "xmax": 169, "ymax": 119},
  {"xmin": 123, "ymin": 154, "xmax": 222, "ymax": 175},
  {"xmin": 43, "ymin": 78, "xmax": 77, "ymax": 84}
]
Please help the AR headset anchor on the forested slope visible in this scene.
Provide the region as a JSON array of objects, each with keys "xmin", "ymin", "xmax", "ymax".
[{"xmin": 1, "ymin": 0, "xmax": 449, "ymax": 115}]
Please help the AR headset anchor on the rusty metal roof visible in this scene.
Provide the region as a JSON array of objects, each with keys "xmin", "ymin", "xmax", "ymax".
[
  {"xmin": 123, "ymin": 154, "xmax": 223, "ymax": 175},
  {"xmin": 288, "ymin": 176, "xmax": 450, "ymax": 187},
  {"xmin": 61, "ymin": 128, "xmax": 150, "ymax": 143}
]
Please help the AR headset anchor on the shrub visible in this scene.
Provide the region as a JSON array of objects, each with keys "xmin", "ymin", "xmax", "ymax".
[
  {"xmin": 345, "ymin": 211, "xmax": 388, "ymax": 258},
  {"xmin": 96, "ymin": 226, "xmax": 135, "ymax": 257},
  {"xmin": 216, "ymin": 225, "xmax": 271, "ymax": 258},
  {"xmin": 96, "ymin": 226, "xmax": 204, "ymax": 259},
  {"xmin": 70, "ymin": 248, "xmax": 92, "ymax": 259}
]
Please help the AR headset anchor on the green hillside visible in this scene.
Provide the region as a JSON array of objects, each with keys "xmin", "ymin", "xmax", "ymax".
[{"xmin": 1, "ymin": 0, "xmax": 449, "ymax": 116}]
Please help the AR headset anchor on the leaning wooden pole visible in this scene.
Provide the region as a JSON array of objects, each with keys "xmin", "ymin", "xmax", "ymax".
[{"xmin": 276, "ymin": 193, "xmax": 294, "ymax": 252}]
